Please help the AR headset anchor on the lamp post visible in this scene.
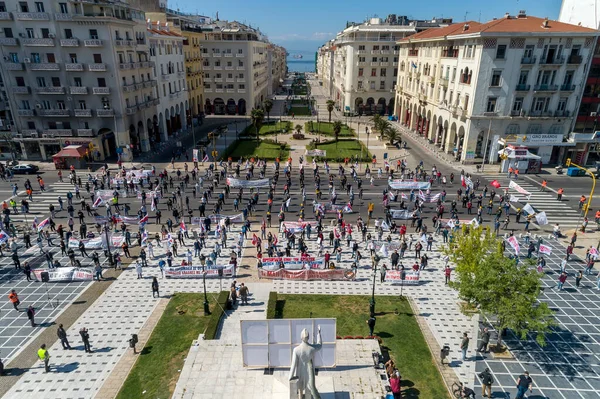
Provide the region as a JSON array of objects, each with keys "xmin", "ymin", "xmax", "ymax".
[
  {"xmin": 370, "ymin": 261, "xmax": 377, "ymax": 317},
  {"xmin": 235, "ymin": 121, "xmax": 238, "ymax": 140},
  {"xmin": 366, "ymin": 127, "xmax": 370, "ymax": 163},
  {"xmin": 104, "ymin": 222, "xmax": 114, "ymax": 267},
  {"xmin": 203, "ymin": 271, "xmax": 210, "ymax": 315},
  {"xmin": 212, "ymin": 131, "xmax": 217, "ymax": 169},
  {"xmin": 480, "ymin": 119, "xmax": 492, "ymax": 172}
]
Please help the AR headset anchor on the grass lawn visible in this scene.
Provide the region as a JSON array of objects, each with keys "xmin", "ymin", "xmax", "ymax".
[
  {"xmin": 116, "ymin": 293, "xmax": 215, "ymax": 399},
  {"xmin": 228, "ymin": 140, "xmax": 290, "ymax": 160},
  {"xmin": 304, "ymin": 121, "xmax": 355, "ymax": 137},
  {"xmin": 312, "ymin": 139, "xmax": 371, "ymax": 161},
  {"xmin": 272, "ymin": 294, "xmax": 449, "ymax": 399},
  {"xmin": 293, "ymin": 87, "xmax": 308, "ymax": 95},
  {"xmin": 291, "ymin": 99, "xmax": 308, "ymax": 105},
  {"xmin": 242, "ymin": 121, "xmax": 290, "ymax": 136},
  {"xmin": 288, "ymin": 106, "xmax": 312, "ymax": 116}
]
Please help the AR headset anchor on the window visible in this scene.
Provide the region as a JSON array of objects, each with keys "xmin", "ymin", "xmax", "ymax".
[
  {"xmin": 373, "ymin": 45, "xmax": 379, "ymax": 51},
  {"xmin": 372, "ymin": 57, "xmax": 377, "ymax": 62},
  {"xmin": 239, "ymin": 84, "xmax": 245, "ymax": 89},
  {"xmin": 393, "ymin": 68, "xmax": 398, "ymax": 77},
  {"xmin": 69, "ymin": 53, "xmax": 77, "ymax": 63},
  {"xmin": 358, "ymin": 45, "xmax": 365, "ymax": 51},
  {"xmin": 464, "ymin": 44, "xmax": 474, "ymax": 58},
  {"xmin": 36, "ymin": 77, "xmax": 46, "ymax": 87},
  {"xmin": 93, "ymin": 54, "xmax": 102, "ymax": 63},
  {"xmin": 486, "ymin": 97, "xmax": 497, "ymax": 113},
  {"xmin": 74, "ymin": 77, "xmax": 82, "ymax": 87},
  {"xmin": 46, "ymin": 53, "xmax": 55, "ymax": 63},
  {"xmin": 8, "ymin": 52, "xmax": 17, "ymax": 62},
  {"xmin": 30, "ymin": 53, "xmax": 40, "ymax": 63},
  {"xmin": 56, "ymin": 100, "xmax": 66, "ymax": 110},
  {"xmin": 59, "ymin": 3, "xmax": 68, "ymax": 13},
  {"xmin": 557, "ymin": 97, "xmax": 567, "ymax": 112},
  {"xmin": 370, "ymin": 81, "xmax": 375, "ymax": 90},
  {"xmin": 51, "ymin": 77, "xmax": 60, "ymax": 87},
  {"xmin": 89, "ymin": 29, "xmax": 98, "ymax": 39},
  {"xmin": 380, "ymin": 68, "xmax": 386, "ymax": 77},
  {"xmin": 518, "ymin": 70, "xmax": 528, "ymax": 85},
  {"xmin": 238, "ymin": 49, "xmax": 243, "ymax": 54},
  {"xmin": 26, "ymin": 28, "xmax": 34, "ymax": 39},
  {"xmin": 41, "ymin": 28, "xmax": 50, "ymax": 39},
  {"xmin": 523, "ymin": 45, "xmax": 534, "ymax": 60},
  {"xmin": 512, "ymin": 97, "xmax": 523, "ymax": 113},
  {"xmin": 496, "ymin": 45, "xmax": 507, "ymax": 59},
  {"xmin": 3, "ymin": 28, "xmax": 12, "ymax": 38},
  {"xmin": 531, "ymin": 97, "xmax": 550, "ymax": 113},
  {"xmin": 239, "ymin": 73, "xmax": 244, "ymax": 79},
  {"xmin": 15, "ymin": 77, "xmax": 25, "ymax": 86},
  {"xmin": 380, "ymin": 81, "xmax": 385, "ymax": 90},
  {"xmin": 563, "ymin": 71, "xmax": 574, "ymax": 86},
  {"xmin": 97, "ymin": 78, "xmax": 106, "ymax": 87},
  {"xmin": 451, "ymin": 67, "xmax": 457, "ymax": 82},
  {"xmin": 490, "ymin": 70, "xmax": 502, "ymax": 87},
  {"xmin": 34, "ymin": 2, "xmax": 44, "ymax": 12},
  {"xmin": 357, "ymin": 81, "xmax": 363, "ymax": 89},
  {"xmin": 464, "ymin": 94, "xmax": 469, "ymax": 110},
  {"xmin": 21, "ymin": 100, "xmax": 30, "ymax": 110},
  {"xmin": 19, "ymin": 2, "xmax": 28, "ymax": 12},
  {"xmin": 371, "ymin": 68, "xmax": 377, "ymax": 77},
  {"xmin": 64, "ymin": 29, "xmax": 72, "ymax": 39},
  {"xmin": 0, "ymin": 2, "xmax": 6, "ymax": 12},
  {"xmin": 358, "ymin": 68, "xmax": 363, "ymax": 77}
]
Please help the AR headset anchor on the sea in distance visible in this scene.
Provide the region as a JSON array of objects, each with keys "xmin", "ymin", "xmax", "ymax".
[{"xmin": 287, "ymin": 50, "xmax": 316, "ymax": 73}]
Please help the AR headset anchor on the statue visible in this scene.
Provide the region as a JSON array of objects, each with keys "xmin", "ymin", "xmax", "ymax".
[{"xmin": 289, "ymin": 327, "xmax": 322, "ymax": 399}]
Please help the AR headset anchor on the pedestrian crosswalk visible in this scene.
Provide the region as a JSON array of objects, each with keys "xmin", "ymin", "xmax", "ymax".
[
  {"xmin": 485, "ymin": 174, "xmax": 582, "ymax": 229},
  {"xmin": 2, "ymin": 182, "xmax": 80, "ymax": 227}
]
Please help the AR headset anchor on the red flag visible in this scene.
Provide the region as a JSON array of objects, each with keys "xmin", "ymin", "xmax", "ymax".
[
  {"xmin": 491, "ymin": 180, "xmax": 501, "ymax": 189},
  {"xmin": 461, "ymin": 174, "xmax": 466, "ymax": 188},
  {"xmin": 139, "ymin": 215, "xmax": 149, "ymax": 225}
]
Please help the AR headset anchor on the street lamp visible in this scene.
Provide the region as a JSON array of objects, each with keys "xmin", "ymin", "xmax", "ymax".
[
  {"xmin": 366, "ymin": 127, "xmax": 370, "ymax": 163},
  {"xmin": 370, "ymin": 261, "xmax": 377, "ymax": 317},
  {"xmin": 104, "ymin": 222, "xmax": 114, "ymax": 267},
  {"xmin": 203, "ymin": 271, "xmax": 210, "ymax": 315}
]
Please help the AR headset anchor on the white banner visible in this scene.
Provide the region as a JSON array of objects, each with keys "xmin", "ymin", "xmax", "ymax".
[
  {"xmin": 388, "ymin": 180, "xmax": 431, "ymax": 190},
  {"xmin": 32, "ymin": 267, "xmax": 94, "ymax": 282},
  {"xmin": 305, "ymin": 149, "xmax": 327, "ymax": 157},
  {"xmin": 539, "ymin": 244, "xmax": 552, "ymax": 254},
  {"xmin": 281, "ymin": 221, "xmax": 319, "ymax": 233},
  {"xmin": 522, "ymin": 204, "xmax": 536, "ymax": 215},
  {"xmin": 164, "ymin": 264, "xmax": 235, "ymax": 278},
  {"xmin": 390, "ymin": 209, "xmax": 413, "ymax": 219},
  {"xmin": 535, "ymin": 211, "xmax": 548, "ymax": 225},
  {"xmin": 509, "ymin": 195, "xmax": 520, "ymax": 202},
  {"xmin": 509, "ymin": 181, "xmax": 531, "ymax": 197},
  {"xmin": 193, "ymin": 148, "xmax": 199, "ymax": 162},
  {"xmin": 506, "ymin": 235, "xmax": 520, "ymax": 254},
  {"xmin": 384, "ymin": 271, "xmax": 420, "ymax": 284},
  {"xmin": 68, "ymin": 237, "xmax": 104, "ymax": 249},
  {"xmin": 261, "ymin": 256, "xmax": 325, "ymax": 270},
  {"xmin": 226, "ymin": 178, "xmax": 270, "ymax": 188},
  {"xmin": 418, "ymin": 192, "xmax": 441, "ymax": 203}
]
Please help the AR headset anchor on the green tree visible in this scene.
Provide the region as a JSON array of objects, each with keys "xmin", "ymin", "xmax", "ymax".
[
  {"xmin": 251, "ymin": 108, "xmax": 265, "ymax": 143},
  {"xmin": 444, "ymin": 226, "xmax": 555, "ymax": 347},
  {"xmin": 372, "ymin": 114, "xmax": 384, "ymax": 135},
  {"xmin": 384, "ymin": 124, "xmax": 399, "ymax": 145},
  {"xmin": 295, "ymin": 124, "xmax": 303, "ymax": 135},
  {"xmin": 264, "ymin": 99, "xmax": 273, "ymax": 122},
  {"xmin": 326, "ymin": 100, "xmax": 335, "ymax": 123},
  {"xmin": 332, "ymin": 121, "xmax": 342, "ymax": 148}
]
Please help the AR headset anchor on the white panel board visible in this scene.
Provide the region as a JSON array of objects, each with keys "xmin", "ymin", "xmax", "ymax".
[
  {"xmin": 243, "ymin": 345, "xmax": 269, "ymax": 367},
  {"xmin": 314, "ymin": 319, "xmax": 336, "ymax": 343},
  {"xmin": 314, "ymin": 343, "xmax": 336, "ymax": 368},
  {"xmin": 241, "ymin": 320, "xmax": 268, "ymax": 344},
  {"xmin": 291, "ymin": 319, "xmax": 314, "ymax": 344},
  {"xmin": 269, "ymin": 319, "xmax": 291, "ymax": 344},
  {"xmin": 268, "ymin": 344, "xmax": 292, "ymax": 367}
]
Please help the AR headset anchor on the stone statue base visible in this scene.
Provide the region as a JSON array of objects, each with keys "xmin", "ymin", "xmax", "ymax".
[{"xmin": 289, "ymin": 377, "xmax": 315, "ymax": 399}]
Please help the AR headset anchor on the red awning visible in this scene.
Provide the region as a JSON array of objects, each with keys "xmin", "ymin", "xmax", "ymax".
[{"xmin": 52, "ymin": 145, "xmax": 87, "ymax": 158}]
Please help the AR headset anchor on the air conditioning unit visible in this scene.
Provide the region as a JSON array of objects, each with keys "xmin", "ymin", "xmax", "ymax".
[
  {"xmin": 23, "ymin": 58, "xmax": 31, "ymax": 63},
  {"xmin": 591, "ymin": 112, "xmax": 598, "ymax": 117},
  {"xmin": 48, "ymin": 33, "xmax": 55, "ymax": 38},
  {"xmin": 18, "ymin": 33, "xmax": 25, "ymax": 38},
  {"xmin": 30, "ymin": 132, "xmax": 38, "ymax": 138},
  {"xmin": 42, "ymin": 134, "xmax": 50, "ymax": 138},
  {"xmin": 2, "ymin": 56, "xmax": 8, "ymax": 61}
]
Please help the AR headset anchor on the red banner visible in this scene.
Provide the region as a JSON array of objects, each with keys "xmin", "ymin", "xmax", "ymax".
[{"xmin": 259, "ymin": 268, "xmax": 354, "ymax": 281}]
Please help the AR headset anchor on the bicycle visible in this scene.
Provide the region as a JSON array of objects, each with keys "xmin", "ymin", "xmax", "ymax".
[{"xmin": 452, "ymin": 381, "xmax": 475, "ymax": 399}]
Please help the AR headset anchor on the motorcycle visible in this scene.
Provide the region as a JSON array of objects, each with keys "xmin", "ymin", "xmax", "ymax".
[{"xmin": 555, "ymin": 165, "xmax": 564, "ymax": 174}]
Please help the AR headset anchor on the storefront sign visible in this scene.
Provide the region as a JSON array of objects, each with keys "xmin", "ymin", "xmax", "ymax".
[{"xmin": 516, "ymin": 134, "xmax": 563, "ymax": 146}]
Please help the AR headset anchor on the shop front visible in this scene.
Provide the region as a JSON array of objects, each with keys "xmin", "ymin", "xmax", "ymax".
[
  {"xmin": 52, "ymin": 145, "xmax": 88, "ymax": 170},
  {"xmin": 498, "ymin": 145, "xmax": 542, "ymax": 174}
]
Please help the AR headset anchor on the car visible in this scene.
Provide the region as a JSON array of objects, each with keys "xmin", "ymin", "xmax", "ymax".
[{"xmin": 10, "ymin": 164, "xmax": 39, "ymax": 174}]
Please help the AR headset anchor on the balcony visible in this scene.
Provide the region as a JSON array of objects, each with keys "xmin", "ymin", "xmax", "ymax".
[
  {"xmin": 43, "ymin": 129, "xmax": 73, "ymax": 137},
  {"xmin": 54, "ymin": 13, "xmax": 72, "ymax": 21},
  {"xmin": 88, "ymin": 63, "xmax": 107, "ymax": 71},
  {"xmin": 237, "ymin": 78, "xmax": 246, "ymax": 83},
  {"xmin": 21, "ymin": 130, "xmax": 39, "ymax": 137},
  {"xmin": 225, "ymin": 78, "xmax": 234, "ymax": 83},
  {"xmin": 141, "ymin": 61, "xmax": 154, "ymax": 68},
  {"xmin": 212, "ymin": 53, "xmax": 221, "ymax": 58},
  {"xmin": 224, "ymin": 53, "xmax": 233, "ymax": 58},
  {"xmin": 214, "ymin": 78, "xmax": 223, "ymax": 83},
  {"xmin": 539, "ymin": 57, "xmax": 564, "ymax": 65},
  {"xmin": 225, "ymin": 66, "xmax": 234, "ymax": 70},
  {"xmin": 35, "ymin": 86, "xmax": 66, "ymax": 94},
  {"xmin": 161, "ymin": 73, "xmax": 170, "ymax": 81},
  {"xmin": 115, "ymin": 39, "xmax": 135, "ymax": 47},
  {"xmin": 214, "ymin": 65, "xmax": 223, "ymax": 70},
  {"xmin": 92, "ymin": 87, "xmax": 110, "ymax": 94},
  {"xmin": 21, "ymin": 38, "xmax": 54, "ymax": 46},
  {"xmin": 178, "ymin": 71, "xmax": 185, "ymax": 77},
  {"xmin": 515, "ymin": 84, "xmax": 531, "ymax": 91},
  {"xmin": 238, "ymin": 89, "xmax": 246, "ymax": 93},
  {"xmin": 15, "ymin": 12, "xmax": 50, "ymax": 20},
  {"xmin": 60, "ymin": 38, "xmax": 79, "ymax": 47},
  {"xmin": 5, "ymin": 62, "xmax": 23, "ymax": 71},
  {"xmin": 226, "ymin": 88, "xmax": 235, "ymax": 93},
  {"xmin": 529, "ymin": 111, "xmax": 553, "ymax": 117},
  {"xmin": 38, "ymin": 109, "xmax": 71, "ymax": 117},
  {"xmin": 0, "ymin": 12, "xmax": 12, "ymax": 20},
  {"xmin": 439, "ymin": 77, "xmax": 449, "ymax": 87},
  {"xmin": 29, "ymin": 63, "xmax": 60, "ymax": 71},
  {"xmin": 567, "ymin": 55, "xmax": 583, "ymax": 65},
  {"xmin": 74, "ymin": 109, "xmax": 92, "ymax": 117},
  {"xmin": 17, "ymin": 109, "xmax": 34, "ymax": 117},
  {"xmin": 237, "ymin": 66, "xmax": 245, "ymax": 71},
  {"xmin": 119, "ymin": 62, "xmax": 136, "ymax": 70},
  {"xmin": 12, "ymin": 86, "xmax": 30, "ymax": 94},
  {"xmin": 560, "ymin": 84, "xmax": 575, "ymax": 91},
  {"xmin": 69, "ymin": 86, "xmax": 88, "ymax": 95},
  {"xmin": 96, "ymin": 109, "xmax": 115, "ymax": 117},
  {"xmin": 84, "ymin": 39, "xmax": 103, "ymax": 47},
  {"xmin": 0, "ymin": 38, "xmax": 18, "ymax": 46},
  {"xmin": 215, "ymin": 88, "xmax": 224, "ymax": 93},
  {"xmin": 122, "ymin": 83, "xmax": 136, "ymax": 92},
  {"xmin": 521, "ymin": 56, "xmax": 537, "ymax": 65},
  {"xmin": 65, "ymin": 63, "xmax": 83, "ymax": 71},
  {"xmin": 236, "ymin": 53, "xmax": 244, "ymax": 57},
  {"xmin": 204, "ymin": 88, "xmax": 213, "ymax": 93},
  {"xmin": 169, "ymin": 91, "xmax": 182, "ymax": 99},
  {"xmin": 554, "ymin": 110, "xmax": 571, "ymax": 117},
  {"xmin": 143, "ymin": 81, "xmax": 156, "ymax": 88},
  {"xmin": 126, "ymin": 105, "xmax": 138, "ymax": 115},
  {"xmin": 77, "ymin": 129, "xmax": 95, "ymax": 137},
  {"xmin": 534, "ymin": 84, "xmax": 558, "ymax": 91}
]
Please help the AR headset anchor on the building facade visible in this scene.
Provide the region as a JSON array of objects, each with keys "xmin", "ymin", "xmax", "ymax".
[
  {"xmin": 201, "ymin": 20, "xmax": 283, "ymax": 115},
  {"xmin": 0, "ymin": 0, "xmax": 160, "ymax": 161},
  {"xmin": 316, "ymin": 16, "xmax": 452, "ymax": 116},
  {"xmin": 395, "ymin": 12, "xmax": 598, "ymax": 165},
  {"xmin": 268, "ymin": 44, "xmax": 287, "ymax": 96},
  {"xmin": 147, "ymin": 20, "xmax": 186, "ymax": 142}
]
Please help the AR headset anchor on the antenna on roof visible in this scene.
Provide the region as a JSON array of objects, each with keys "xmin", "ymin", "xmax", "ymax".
[{"xmin": 464, "ymin": 11, "xmax": 469, "ymax": 22}]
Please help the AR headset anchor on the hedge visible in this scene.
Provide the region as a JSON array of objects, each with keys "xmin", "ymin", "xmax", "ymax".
[
  {"xmin": 266, "ymin": 291, "xmax": 278, "ymax": 320},
  {"xmin": 204, "ymin": 290, "xmax": 230, "ymax": 340}
]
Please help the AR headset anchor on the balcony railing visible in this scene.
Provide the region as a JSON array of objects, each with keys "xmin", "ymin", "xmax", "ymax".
[
  {"xmin": 226, "ymin": 88, "xmax": 235, "ymax": 93},
  {"xmin": 122, "ymin": 83, "xmax": 136, "ymax": 92},
  {"xmin": 212, "ymin": 53, "xmax": 221, "ymax": 57},
  {"xmin": 60, "ymin": 38, "xmax": 79, "ymax": 47},
  {"xmin": 439, "ymin": 77, "xmax": 449, "ymax": 87},
  {"xmin": 521, "ymin": 56, "xmax": 537, "ymax": 64},
  {"xmin": 5, "ymin": 62, "xmax": 23, "ymax": 71},
  {"xmin": 96, "ymin": 109, "xmax": 115, "ymax": 117},
  {"xmin": 539, "ymin": 57, "xmax": 564, "ymax": 65},
  {"xmin": 115, "ymin": 39, "xmax": 135, "ymax": 47},
  {"xmin": 534, "ymin": 84, "xmax": 558, "ymax": 91},
  {"xmin": 92, "ymin": 87, "xmax": 110, "ymax": 94},
  {"xmin": 65, "ymin": 63, "xmax": 83, "ymax": 71},
  {"xmin": 74, "ymin": 109, "xmax": 92, "ymax": 117},
  {"xmin": 54, "ymin": 13, "xmax": 72, "ymax": 21},
  {"xmin": 21, "ymin": 38, "xmax": 54, "ymax": 46},
  {"xmin": 12, "ymin": 86, "xmax": 30, "ymax": 94},
  {"xmin": 69, "ymin": 86, "xmax": 88, "ymax": 95},
  {"xmin": 15, "ymin": 12, "xmax": 50, "ymax": 20},
  {"xmin": 126, "ymin": 105, "xmax": 139, "ymax": 115},
  {"xmin": 84, "ymin": 39, "xmax": 103, "ymax": 47},
  {"xmin": 560, "ymin": 84, "xmax": 575, "ymax": 91},
  {"xmin": 77, "ymin": 129, "xmax": 95, "ymax": 136},
  {"xmin": 224, "ymin": 53, "xmax": 233, "ymax": 57},
  {"xmin": 237, "ymin": 66, "xmax": 245, "ymax": 71},
  {"xmin": 0, "ymin": 12, "xmax": 12, "ymax": 20},
  {"xmin": 43, "ymin": 129, "xmax": 73, "ymax": 137},
  {"xmin": 0, "ymin": 38, "xmax": 18, "ymax": 46},
  {"xmin": 515, "ymin": 84, "xmax": 531, "ymax": 91},
  {"xmin": 17, "ymin": 109, "xmax": 34, "ymax": 117},
  {"xmin": 28, "ymin": 63, "xmax": 60, "ymax": 71},
  {"xmin": 554, "ymin": 110, "xmax": 571, "ymax": 117},
  {"xmin": 38, "ymin": 109, "xmax": 71, "ymax": 117},
  {"xmin": 35, "ymin": 86, "xmax": 66, "ymax": 94},
  {"xmin": 236, "ymin": 53, "xmax": 244, "ymax": 57},
  {"xmin": 529, "ymin": 111, "xmax": 554, "ymax": 117},
  {"xmin": 238, "ymin": 89, "xmax": 246, "ymax": 93},
  {"xmin": 88, "ymin": 63, "xmax": 107, "ymax": 71},
  {"xmin": 567, "ymin": 55, "xmax": 583, "ymax": 65},
  {"xmin": 21, "ymin": 130, "xmax": 39, "ymax": 137}
]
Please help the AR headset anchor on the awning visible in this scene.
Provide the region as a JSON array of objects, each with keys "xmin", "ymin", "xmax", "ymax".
[{"xmin": 52, "ymin": 145, "xmax": 87, "ymax": 158}]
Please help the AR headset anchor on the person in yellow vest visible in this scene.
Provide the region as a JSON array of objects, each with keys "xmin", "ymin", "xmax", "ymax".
[
  {"xmin": 368, "ymin": 203, "xmax": 375, "ymax": 219},
  {"xmin": 37, "ymin": 344, "xmax": 50, "ymax": 373}
]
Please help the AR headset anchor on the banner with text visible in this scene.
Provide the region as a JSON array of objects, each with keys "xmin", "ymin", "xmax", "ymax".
[
  {"xmin": 388, "ymin": 180, "xmax": 431, "ymax": 190},
  {"xmin": 509, "ymin": 180, "xmax": 531, "ymax": 198},
  {"xmin": 281, "ymin": 221, "xmax": 319, "ymax": 233},
  {"xmin": 226, "ymin": 178, "xmax": 271, "ymax": 188},
  {"xmin": 384, "ymin": 271, "xmax": 420, "ymax": 284},
  {"xmin": 164, "ymin": 264, "xmax": 235, "ymax": 278},
  {"xmin": 305, "ymin": 149, "xmax": 327, "ymax": 157},
  {"xmin": 258, "ymin": 268, "xmax": 353, "ymax": 281},
  {"xmin": 261, "ymin": 256, "xmax": 325, "ymax": 270},
  {"xmin": 33, "ymin": 267, "xmax": 94, "ymax": 282}
]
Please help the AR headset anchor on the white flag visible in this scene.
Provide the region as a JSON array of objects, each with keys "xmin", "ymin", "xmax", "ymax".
[
  {"xmin": 379, "ymin": 243, "xmax": 389, "ymax": 257},
  {"xmin": 522, "ymin": 203, "xmax": 535, "ymax": 215},
  {"xmin": 509, "ymin": 195, "xmax": 519, "ymax": 203},
  {"xmin": 539, "ymin": 244, "xmax": 552, "ymax": 254},
  {"xmin": 446, "ymin": 220, "xmax": 456, "ymax": 229},
  {"xmin": 535, "ymin": 211, "xmax": 548, "ymax": 225},
  {"xmin": 506, "ymin": 235, "xmax": 520, "ymax": 254},
  {"xmin": 469, "ymin": 218, "xmax": 479, "ymax": 227},
  {"xmin": 381, "ymin": 221, "xmax": 390, "ymax": 231}
]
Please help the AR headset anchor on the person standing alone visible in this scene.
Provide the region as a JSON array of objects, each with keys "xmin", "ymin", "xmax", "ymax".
[
  {"xmin": 38, "ymin": 344, "xmax": 50, "ymax": 373},
  {"xmin": 80, "ymin": 327, "xmax": 92, "ymax": 353},
  {"xmin": 57, "ymin": 324, "xmax": 71, "ymax": 349},
  {"xmin": 460, "ymin": 332, "xmax": 469, "ymax": 361},
  {"xmin": 151, "ymin": 277, "xmax": 159, "ymax": 298}
]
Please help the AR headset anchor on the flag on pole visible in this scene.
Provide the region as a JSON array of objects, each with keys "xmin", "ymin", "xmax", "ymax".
[
  {"xmin": 509, "ymin": 195, "xmax": 519, "ymax": 203},
  {"xmin": 180, "ymin": 220, "xmax": 187, "ymax": 232},
  {"xmin": 460, "ymin": 174, "xmax": 466, "ymax": 188},
  {"xmin": 506, "ymin": 235, "xmax": 520, "ymax": 254},
  {"xmin": 539, "ymin": 244, "xmax": 552, "ymax": 255},
  {"xmin": 343, "ymin": 202, "xmax": 353, "ymax": 213},
  {"xmin": 37, "ymin": 218, "xmax": 50, "ymax": 232},
  {"xmin": 202, "ymin": 154, "xmax": 209, "ymax": 162},
  {"xmin": 535, "ymin": 211, "xmax": 548, "ymax": 226},
  {"xmin": 522, "ymin": 203, "xmax": 535, "ymax": 215},
  {"xmin": 0, "ymin": 229, "xmax": 9, "ymax": 244},
  {"xmin": 401, "ymin": 193, "xmax": 408, "ymax": 200},
  {"xmin": 92, "ymin": 196, "xmax": 103, "ymax": 208},
  {"xmin": 379, "ymin": 243, "xmax": 389, "ymax": 257},
  {"xmin": 141, "ymin": 230, "xmax": 148, "ymax": 245},
  {"xmin": 590, "ymin": 247, "xmax": 599, "ymax": 258},
  {"xmin": 139, "ymin": 215, "xmax": 149, "ymax": 225},
  {"xmin": 192, "ymin": 148, "xmax": 199, "ymax": 162}
]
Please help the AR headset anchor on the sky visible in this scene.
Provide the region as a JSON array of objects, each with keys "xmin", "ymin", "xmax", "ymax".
[{"xmin": 173, "ymin": 0, "xmax": 564, "ymax": 53}]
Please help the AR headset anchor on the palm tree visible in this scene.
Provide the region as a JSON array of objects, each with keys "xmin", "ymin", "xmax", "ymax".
[
  {"xmin": 295, "ymin": 124, "xmax": 303, "ymax": 136},
  {"xmin": 264, "ymin": 99, "xmax": 273, "ymax": 122},
  {"xmin": 372, "ymin": 114, "xmax": 384, "ymax": 135},
  {"xmin": 326, "ymin": 100, "xmax": 335, "ymax": 123},
  {"xmin": 251, "ymin": 108, "xmax": 265, "ymax": 143},
  {"xmin": 384, "ymin": 125, "xmax": 399, "ymax": 145},
  {"xmin": 332, "ymin": 121, "xmax": 342, "ymax": 148}
]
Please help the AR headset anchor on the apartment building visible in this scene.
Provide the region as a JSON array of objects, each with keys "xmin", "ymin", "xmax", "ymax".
[
  {"xmin": 316, "ymin": 16, "xmax": 451, "ymax": 116},
  {"xmin": 559, "ymin": 0, "xmax": 600, "ymax": 165},
  {"xmin": 147, "ymin": 20, "xmax": 186, "ymax": 141},
  {"xmin": 268, "ymin": 44, "xmax": 287, "ymax": 96},
  {"xmin": 0, "ymin": 0, "xmax": 160, "ymax": 161},
  {"xmin": 395, "ymin": 12, "xmax": 598, "ymax": 165},
  {"xmin": 201, "ymin": 20, "xmax": 283, "ymax": 115}
]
